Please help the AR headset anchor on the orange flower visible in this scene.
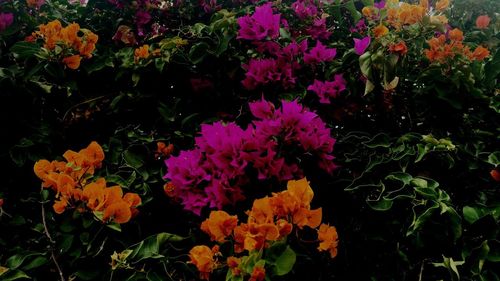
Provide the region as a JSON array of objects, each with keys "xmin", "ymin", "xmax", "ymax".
[
  {"xmin": 419, "ymin": 0, "xmax": 429, "ymax": 9},
  {"xmin": 388, "ymin": 41, "xmax": 408, "ymax": 55},
  {"xmin": 249, "ymin": 266, "xmax": 266, "ymax": 281},
  {"xmin": 103, "ymin": 201, "xmax": 132, "ymax": 224},
  {"xmin": 189, "ymin": 245, "xmax": 216, "ymax": 280},
  {"xmin": 317, "ymin": 223, "xmax": 339, "ymax": 258},
  {"xmin": 53, "ymin": 199, "xmax": 68, "ymax": 214},
  {"xmin": 292, "ymin": 207, "xmax": 322, "ymax": 229},
  {"xmin": 155, "ymin": 142, "xmax": 174, "ymax": 158},
  {"xmin": 247, "ymin": 197, "xmax": 274, "ymax": 224},
  {"xmin": 435, "ymin": 0, "xmax": 449, "ymax": 11},
  {"xmin": 476, "ymin": 15, "xmax": 491, "ymax": 29},
  {"xmin": 34, "ymin": 159, "xmax": 54, "ymax": 183},
  {"xmin": 81, "ymin": 141, "xmax": 105, "ymax": 168},
  {"xmin": 163, "ymin": 182, "xmax": 176, "ymax": 197},
  {"xmin": 362, "ymin": 7, "xmax": 374, "ymax": 18},
  {"xmin": 63, "ymin": 55, "xmax": 82, "ymax": 70},
  {"xmin": 471, "ymin": 46, "xmax": 489, "ymax": 61},
  {"xmin": 373, "ymin": 24, "xmax": 389, "ymax": 38},
  {"xmin": 227, "ymin": 256, "xmax": 241, "ymax": 276},
  {"xmin": 201, "ymin": 210, "xmax": 238, "ymax": 242},
  {"xmin": 134, "ymin": 44, "xmax": 149, "ymax": 62},
  {"xmin": 491, "ymin": 169, "xmax": 500, "ymax": 182},
  {"xmin": 448, "ymin": 28, "xmax": 464, "ymax": 42}
]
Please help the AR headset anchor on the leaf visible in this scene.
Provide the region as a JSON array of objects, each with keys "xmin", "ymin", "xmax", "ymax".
[
  {"xmin": 385, "ymin": 172, "xmax": 412, "ymax": 185},
  {"xmin": 127, "ymin": 233, "xmax": 185, "ymax": 263},
  {"xmin": 271, "ymin": 246, "xmax": 296, "ymax": 276},
  {"xmin": 345, "ymin": 0, "xmax": 362, "ymax": 23},
  {"xmin": 367, "ymin": 198, "xmax": 394, "ymax": 211},
  {"xmin": 463, "ymin": 206, "xmax": 482, "ymax": 224},
  {"xmin": 189, "ymin": 42, "xmax": 210, "ymax": 64},
  {"xmin": 123, "ymin": 150, "xmax": 145, "ymax": 169},
  {"xmin": 487, "ymin": 152, "xmax": 500, "ymax": 166},
  {"xmin": 0, "ymin": 268, "xmax": 30, "ymax": 281},
  {"xmin": 363, "ymin": 133, "xmax": 390, "ymax": 148},
  {"xmin": 10, "ymin": 42, "xmax": 40, "ymax": 59},
  {"xmin": 6, "ymin": 252, "xmax": 41, "ymax": 270},
  {"xmin": 407, "ymin": 203, "xmax": 439, "ymax": 236}
]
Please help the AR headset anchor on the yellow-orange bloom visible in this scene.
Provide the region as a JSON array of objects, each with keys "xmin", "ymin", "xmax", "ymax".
[
  {"xmin": 449, "ymin": 28, "xmax": 464, "ymax": 42},
  {"xmin": 62, "ymin": 55, "xmax": 81, "ymax": 70},
  {"xmin": 249, "ymin": 266, "xmax": 266, "ymax": 281},
  {"xmin": 53, "ymin": 199, "xmax": 68, "ymax": 214},
  {"xmin": 201, "ymin": 210, "xmax": 238, "ymax": 242},
  {"xmin": 189, "ymin": 245, "xmax": 216, "ymax": 280},
  {"xmin": 103, "ymin": 201, "xmax": 132, "ymax": 224},
  {"xmin": 134, "ymin": 44, "xmax": 149, "ymax": 61},
  {"xmin": 471, "ymin": 46, "xmax": 490, "ymax": 61},
  {"xmin": 476, "ymin": 15, "xmax": 491, "ymax": 29},
  {"xmin": 435, "ymin": 0, "xmax": 449, "ymax": 11},
  {"xmin": 388, "ymin": 41, "xmax": 408, "ymax": 55},
  {"xmin": 227, "ymin": 256, "xmax": 241, "ymax": 276},
  {"xmin": 373, "ymin": 24, "xmax": 389, "ymax": 38},
  {"xmin": 317, "ymin": 223, "xmax": 339, "ymax": 258}
]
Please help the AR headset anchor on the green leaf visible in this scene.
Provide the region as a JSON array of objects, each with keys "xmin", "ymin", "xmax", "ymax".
[
  {"xmin": 407, "ymin": 203, "xmax": 439, "ymax": 236},
  {"xmin": 123, "ymin": 150, "xmax": 145, "ymax": 169},
  {"xmin": 362, "ymin": 133, "xmax": 390, "ymax": 148},
  {"xmin": 127, "ymin": 233, "xmax": 185, "ymax": 263},
  {"xmin": 487, "ymin": 152, "xmax": 500, "ymax": 166},
  {"xmin": 0, "ymin": 268, "xmax": 30, "ymax": 281},
  {"xmin": 271, "ymin": 246, "xmax": 296, "ymax": 276},
  {"xmin": 367, "ymin": 198, "xmax": 393, "ymax": 211},
  {"xmin": 189, "ymin": 42, "xmax": 210, "ymax": 64},
  {"xmin": 463, "ymin": 206, "xmax": 482, "ymax": 224},
  {"xmin": 345, "ymin": 0, "xmax": 362, "ymax": 23},
  {"xmin": 6, "ymin": 252, "xmax": 41, "ymax": 270},
  {"xmin": 10, "ymin": 42, "xmax": 40, "ymax": 59}
]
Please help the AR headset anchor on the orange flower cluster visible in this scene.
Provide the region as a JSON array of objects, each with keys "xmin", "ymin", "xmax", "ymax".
[
  {"xmin": 188, "ymin": 245, "xmax": 221, "ymax": 280},
  {"xmin": 134, "ymin": 44, "xmax": 150, "ymax": 62},
  {"xmin": 31, "ymin": 20, "xmax": 98, "ymax": 69},
  {"xmin": 386, "ymin": 2, "xmax": 426, "ymax": 29},
  {"xmin": 155, "ymin": 141, "xmax": 174, "ymax": 159},
  {"xmin": 424, "ymin": 28, "xmax": 490, "ymax": 63},
  {"xmin": 33, "ymin": 142, "xmax": 141, "ymax": 224},
  {"xmin": 476, "ymin": 15, "xmax": 491, "ymax": 29},
  {"xmin": 188, "ymin": 178, "xmax": 339, "ymax": 280}
]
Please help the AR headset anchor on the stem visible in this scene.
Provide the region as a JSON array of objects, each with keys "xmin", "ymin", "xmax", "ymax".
[{"xmin": 41, "ymin": 186, "xmax": 65, "ymax": 281}]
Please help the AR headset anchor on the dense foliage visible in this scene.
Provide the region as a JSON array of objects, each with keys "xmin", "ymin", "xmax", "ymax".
[{"xmin": 0, "ymin": 0, "xmax": 499, "ymax": 280}]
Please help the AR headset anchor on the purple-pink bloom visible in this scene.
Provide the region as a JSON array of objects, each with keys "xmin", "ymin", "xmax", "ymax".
[
  {"xmin": 305, "ymin": 18, "xmax": 331, "ymax": 40},
  {"xmin": 291, "ymin": 0, "xmax": 318, "ymax": 19},
  {"xmin": 350, "ymin": 19, "xmax": 367, "ymax": 33},
  {"xmin": 374, "ymin": 0, "xmax": 385, "ymax": 9},
  {"xmin": 242, "ymin": 58, "xmax": 296, "ymax": 90},
  {"xmin": 304, "ymin": 40, "xmax": 336, "ymax": 64},
  {"xmin": 307, "ymin": 74, "xmax": 346, "ymax": 104},
  {"xmin": 0, "ymin": 13, "xmax": 13, "ymax": 32},
  {"xmin": 353, "ymin": 36, "xmax": 371, "ymax": 55},
  {"xmin": 237, "ymin": 3, "xmax": 281, "ymax": 41}
]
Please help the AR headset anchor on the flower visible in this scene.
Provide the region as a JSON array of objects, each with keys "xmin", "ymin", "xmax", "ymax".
[
  {"xmin": 102, "ymin": 201, "xmax": 132, "ymax": 224},
  {"xmin": 435, "ymin": 0, "xmax": 449, "ymax": 11},
  {"xmin": 27, "ymin": 0, "xmax": 45, "ymax": 8},
  {"xmin": 470, "ymin": 46, "xmax": 489, "ymax": 61},
  {"xmin": 189, "ymin": 245, "xmax": 217, "ymax": 280},
  {"xmin": 491, "ymin": 169, "xmax": 500, "ymax": 182},
  {"xmin": 448, "ymin": 28, "xmax": 463, "ymax": 41},
  {"xmin": 304, "ymin": 40, "xmax": 336, "ymax": 64},
  {"xmin": 353, "ymin": 36, "xmax": 371, "ymax": 55},
  {"xmin": 237, "ymin": 3, "xmax": 280, "ymax": 41},
  {"xmin": 63, "ymin": 55, "xmax": 82, "ymax": 70},
  {"xmin": 201, "ymin": 210, "xmax": 238, "ymax": 242},
  {"xmin": 0, "ymin": 13, "xmax": 14, "ymax": 32},
  {"xmin": 388, "ymin": 41, "xmax": 408, "ymax": 55},
  {"xmin": 134, "ymin": 44, "xmax": 149, "ymax": 62},
  {"xmin": 249, "ymin": 266, "xmax": 266, "ymax": 281},
  {"xmin": 241, "ymin": 58, "xmax": 295, "ymax": 90},
  {"xmin": 227, "ymin": 256, "xmax": 241, "ymax": 276},
  {"xmin": 307, "ymin": 74, "xmax": 346, "ymax": 104},
  {"xmin": 475, "ymin": 15, "xmax": 491, "ymax": 29},
  {"xmin": 305, "ymin": 18, "xmax": 331, "ymax": 40},
  {"xmin": 317, "ymin": 223, "xmax": 339, "ymax": 258},
  {"xmin": 372, "ymin": 24, "xmax": 389, "ymax": 38}
]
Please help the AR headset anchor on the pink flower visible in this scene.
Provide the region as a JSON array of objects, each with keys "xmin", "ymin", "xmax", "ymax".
[
  {"xmin": 242, "ymin": 58, "xmax": 296, "ymax": 90},
  {"xmin": 0, "ymin": 13, "xmax": 13, "ymax": 32},
  {"xmin": 353, "ymin": 36, "xmax": 371, "ymax": 55},
  {"xmin": 304, "ymin": 40, "xmax": 336, "ymax": 64},
  {"xmin": 237, "ymin": 3, "xmax": 281, "ymax": 41},
  {"xmin": 307, "ymin": 74, "xmax": 346, "ymax": 104},
  {"xmin": 200, "ymin": 0, "xmax": 220, "ymax": 13},
  {"xmin": 291, "ymin": 0, "xmax": 318, "ymax": 19},
  {"xmin": 305, "ymin": 18, "xmax": 331, "ymax": 40}
]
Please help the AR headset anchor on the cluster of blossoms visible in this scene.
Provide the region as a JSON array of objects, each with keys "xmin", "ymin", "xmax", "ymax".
[
  {"xmin": 33, "ymin": 142, "xmax": 141, "ymax": 224},
  {"xmin": 237, "ymin": 3, "xmax": 345, "ymax": 104},
  {"xmin": 425, "ymin": 28, "xmax": 490, "ymax": 63},
  {"xmin": 0, "ymin": 12, "xmax": 13, "ymax": 32},
  {"xmin": 27, "ymin": 20, "xmax": 98, "ymax": 69},
  {"xmin": 189, "ymin": 178, "xmax": 339, "ymax": 280},
  {"xmin": 164, "ymin": 98, "xmax": 337, "ymax": 214}
]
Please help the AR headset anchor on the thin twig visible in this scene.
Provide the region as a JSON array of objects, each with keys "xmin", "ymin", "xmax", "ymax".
[{"xmin": 41, "ymin": 186, "xmax": 65, "ymax": 281}]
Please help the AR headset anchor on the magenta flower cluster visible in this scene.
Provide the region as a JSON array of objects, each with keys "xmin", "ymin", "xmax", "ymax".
[
  {"xmin": 237, "ymin": 3, "xmax": 280, "ymax": 41},
  {"xmin": 307, "ymin": 74, "xmax": 347, "ymax": 104},
  {"xmin": 0, "ymin": 12, "xmax": 13, "ymax": 32},
  {"xmin": 164, "ymin": 98, "xmax": 337, "ymax": 215}
]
